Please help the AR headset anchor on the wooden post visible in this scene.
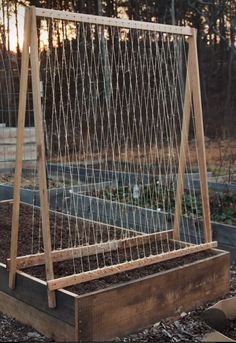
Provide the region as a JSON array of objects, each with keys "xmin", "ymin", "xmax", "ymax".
[
  {"xmin": 9, "ymin": 8, "xmax": 31, "ymax": 289},
  {"xmin": 173, "ymin": 45, "xmax": 192, "ymax": 240},
  {"xmin": 30, "ymin": 6, "xmax": 56, "ymax": 308},
  {"xmin": 189, "ymin": 29, "xmax": 212, "ymax": 242}
]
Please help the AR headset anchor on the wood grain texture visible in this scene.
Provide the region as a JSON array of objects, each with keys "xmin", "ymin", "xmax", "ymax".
[
  {"xmin": 9, "ymin": 8, "xmax": 31, "ymax": 290},
  {"xmin": 30, "ymin": 7, "xmax": 55, "ymax": 308},
  {"xmin": 0, "ymin": 263, "xmax": 76, "ymax": 326},
  {"xmin": 0, "ymin": 292, "xmax": 75, "ymax": 342},
  {"xmin": 76, "ymin": 250, "xmax": 230, "ymax": 341},
  {"xmin": 189, "ymin": 30, "xmax": 212, "ymax": 243},
  {"xmin": 173, "ymin": 44, "xmax": 192, "ymax": 240},
  {"xmin": 34, "ymin": 6, "xmax": 193, "ymax": 36}
]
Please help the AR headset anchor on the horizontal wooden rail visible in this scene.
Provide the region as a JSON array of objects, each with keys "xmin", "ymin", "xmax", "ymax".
[
  {"xmin": 7, "ymin": 230, "xmax": 173, "ymax": 269},
  {"xmin": 47, "ymin": 241, "xmax": 217, "ymax": 291},
  {"xmin": 34, "ymin": 7, "xmax": 193, "ymax": 36}
]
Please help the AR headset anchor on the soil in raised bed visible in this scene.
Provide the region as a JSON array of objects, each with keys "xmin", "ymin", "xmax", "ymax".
[{"xmin": 0, "ymin": 202, "xmax": 216, "ymax": 295}]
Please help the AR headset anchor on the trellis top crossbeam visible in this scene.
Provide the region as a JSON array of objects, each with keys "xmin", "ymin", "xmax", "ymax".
[{"xmin": 34, "ymin": 7, "xmax": 193, "ymax": 36}]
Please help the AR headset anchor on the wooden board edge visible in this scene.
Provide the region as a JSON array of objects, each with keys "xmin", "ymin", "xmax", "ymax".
[
  {"xmin": 0, "ymin": 263, "xmax": 77, "ymax": 327},
  {"xmin": 34, "ymin": 6, "xmax": 193, "ymax": 36},
  {"xmin": 0, "ymin": 291, "xmax": 76, "ymax": 341},
  {"xmin": 75, "ymin": 248, "xmax": 230, "ymax": 341},
  {"xmin": 76, "ymin": 248, "xmax": 230, "ymax": 300},
  {"xmin": 0, "ymin": 262, "xmax": 78, "ymax": 298}
]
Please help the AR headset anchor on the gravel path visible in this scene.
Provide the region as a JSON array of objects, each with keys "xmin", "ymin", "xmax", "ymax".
[{"xmin": 0, "ymin": 263, "xmax": 235, "ymax": 342}]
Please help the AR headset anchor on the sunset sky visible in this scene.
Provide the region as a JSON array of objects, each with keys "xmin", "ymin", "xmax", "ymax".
[{"xmin": 7, "ymin": 5, "xmax": 25, "ymax": 51}]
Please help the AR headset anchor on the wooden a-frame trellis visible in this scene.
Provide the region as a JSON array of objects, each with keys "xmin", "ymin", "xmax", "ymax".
[{"xmin": 8, "ymin": 6, "xmax": 215, "ymax": 308}]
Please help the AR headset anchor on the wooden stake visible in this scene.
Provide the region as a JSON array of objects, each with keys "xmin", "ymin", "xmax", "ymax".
[
  {"xmin": 173, "ymin": 45, "xmax": 192, "ymax": 240},
  {"xmin": 30, "ymin": 6, "xmax": 56, "ymax": 308},
  {"xmin": 9, "ymin": 8, "xmax": 31, "ymax": 289},
  {"xmin": 189, "ymin": 30, "xmax": 212, "ymax": 243}
]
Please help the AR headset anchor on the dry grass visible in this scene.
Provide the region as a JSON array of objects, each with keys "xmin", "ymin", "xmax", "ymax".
[{"xmin": 48, "ymin": 138, "xmax": 236, "ymax": 175}]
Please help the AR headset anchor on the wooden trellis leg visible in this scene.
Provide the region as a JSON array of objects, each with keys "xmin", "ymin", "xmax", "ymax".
[
  {"xmin": 173, "ymin": 43, "xmax": 192, "ymax": 240},
  {"xmin": 189, "ymin": 29, "xmax": 212, "ymax": 243},
  {"xmin": 173, "ymin": 30, "xmax": 212, "ymax": 243},
  {"xmin": 9, "ymin": 8, "xmax": 31, "ymax": 289},
  {"xmin": 30, "ymin": 7, "xmax": 56, "ymax": 308}
]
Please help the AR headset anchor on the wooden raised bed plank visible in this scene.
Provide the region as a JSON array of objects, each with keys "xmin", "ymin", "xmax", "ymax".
[
  {"xmin": 48, "ymin": 241, "xmax": 217, "ymax": 291},
  {"xmin": 0, "ymin": 127, "xmax": 35, "ymax": 139},
  {"xmin": 0, "ymin": 263, "xmax": 75, "ymax": 325},
  {"xmin": 0, "ymin": 292, "xmax": 75, "ymax": 342},
  {"xmin": 0, "ymin": 250, "xmax": 230, "ymax": 342},
  {"xmin": 76, "ymin": 249, "xmax": 230, "ymax": 341}
]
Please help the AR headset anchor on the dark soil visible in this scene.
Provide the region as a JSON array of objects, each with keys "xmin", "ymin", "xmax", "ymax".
[
  {"xmin": 0, "ymin": 201, "xmax": 134, "ymax": 260},
  {"xmin": 66, "ymin": 248, "xmax": 215, "ymax": 295},
  {"xmin": 0, "ymin": 202, "xmax": 216, "ymax": 296}
]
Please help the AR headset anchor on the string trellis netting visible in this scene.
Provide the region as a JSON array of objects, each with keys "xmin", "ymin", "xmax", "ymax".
[{"xmin": 8, "ymin": 7, "xmax": 216, "ymax": 308}]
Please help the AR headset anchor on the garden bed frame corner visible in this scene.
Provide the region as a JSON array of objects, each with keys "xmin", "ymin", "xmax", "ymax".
[{"xmin": 0, "ymin": 248, "xmax": 231, "ymax": 341}]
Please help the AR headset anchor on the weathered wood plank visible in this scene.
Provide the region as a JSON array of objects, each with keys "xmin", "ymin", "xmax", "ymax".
[
  {"xmin": 0, "ymin": 145, "xmax": 36, "ymax": 156},
  {"xmin": 30, "ymin": 6, "xmax": 55, "ymax": 308},
  {"xmin": 0, "ymin": 137, "xmax": 36, "ymax": 145},
  {"xmin": 0, "ymin": 127, "xmax": 35, "ymax": 138},
  {"xmin": 35, "ymin": 7, "xmax": 193, "ymax": 36},
  {"xmin": 9, "ymin": 7, "xmax": 32, "ymax": 290},
  {"xmin": 0, "ymin": 263, "xmax": 76, "ymax": 325},
  {"xmin": 76, "ymin": 250, "xmax": 230, "ymax": 341},
  {"xmin": 189, "ymin": 30, "xmax": 212, "ymax": 242},
  {"xmin": 173, "ymin": 45, "xmax": 191, "ymax": 240},
  {"xmin": 0, "ymin": 292, "xmax": 75, "ymax": 341}
]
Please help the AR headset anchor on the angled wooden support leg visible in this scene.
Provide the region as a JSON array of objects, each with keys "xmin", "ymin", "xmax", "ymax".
[
  {"xmin": 173, "ymin": 43, "xmax": 192, "ymax": 241},
  {"xmin": 30, "ymin": 6, "xmax": 56, "ymax": 308},
  {"xmin": 9, "ymin": 8, "xmax": 31, "ymax": 290},
  {"xmin": 189, "ymin": 30, "xmax": 212, "ymax": 243}
]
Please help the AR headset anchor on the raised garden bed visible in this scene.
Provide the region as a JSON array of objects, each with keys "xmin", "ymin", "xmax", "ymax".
[{"xmin": 0, "ymin": 201, "xmax": 230, "ymax": 341}]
